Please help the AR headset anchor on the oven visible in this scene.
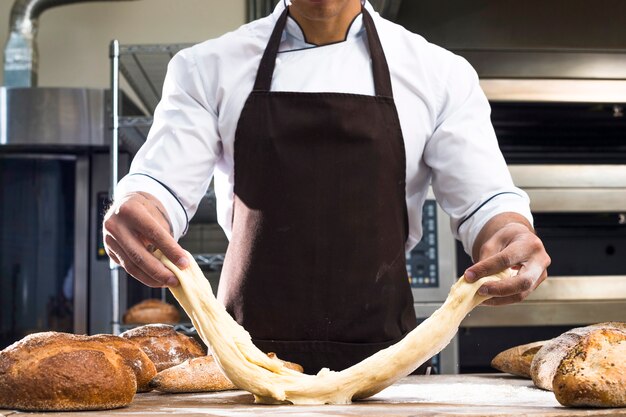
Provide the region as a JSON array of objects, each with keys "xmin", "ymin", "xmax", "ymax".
[
  {"xmin": 447, "ymin": 100, "xmax": 626, "ymax": 373},
  {"xmin": 383, "ymin": 0, "xmax": 626, "ymax": 373}
]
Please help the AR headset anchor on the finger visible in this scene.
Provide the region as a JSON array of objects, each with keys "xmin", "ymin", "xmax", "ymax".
[
  {"xmin": 481, "ymin": 289, "xmax": 532, "ymax": 306},
  {"xmin": 106, "ymin": 247, "xmax": 121, "ymax": 266},
  {"xmin": 477, "ymin": 270, "xmax": 534, "ymax": 298},
  {"xmin": 119, "ymin": 204, "xmax": 189, "ymax": 270},
  {"xmin": 105, "ymin": 238, "xmax": 166, "ymax": 288},
  {"xmin": 478, "ymin": 262, "xmax": 545, "ymax": 298},
  {"xmin": 464, "ymin": 250, "xmax": 513, "ymax": 283},
  {"xmin": 113, "ymin": 225, "xmax": 180, "ymax": 287}
]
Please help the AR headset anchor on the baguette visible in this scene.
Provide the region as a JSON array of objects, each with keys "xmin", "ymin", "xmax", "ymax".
[
  {"xmin": 491, "ymin": 340, "xmax": 546, "ymax": 378},
  {"xmin": 150, "ymin": 352, "xmax": 304, "ymax": 393}
]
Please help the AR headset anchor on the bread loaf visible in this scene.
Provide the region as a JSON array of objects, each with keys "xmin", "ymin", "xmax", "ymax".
[
  {"xmin": 123, "ymin": 299, "xmax": 180, "ymax": 325},
  {"xmin": 531, "ymin": 322, "xmax": 625, "ymax": 391},
  {"xmin": 89, "ymin": 334, "xmax": 157, "ymax": 393},
  {"xmin": 0, "ymin": 332, "xmax": 136, "ymax": 411},
  {"xmin": 552, "ymin": 326, "xmax": 626, "ymax": 407},
  {"xmin": 491, "ymin": 340, "xmax": 546, "ymax": 378},
  {"xmin": 149, "ymin": 352, "xmax": 304, "ymax": 393},
  {"xmin": 120, "ymin": 324, "xmax": 205, "ymax": 371}
]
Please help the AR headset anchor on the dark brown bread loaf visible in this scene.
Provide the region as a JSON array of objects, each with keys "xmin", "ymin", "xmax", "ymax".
[
  {"xmin": 0, "ymin": 332, "xmax": 136, "ymax": 411},
  {"xmin": 531, "ymin": 322, "xmax": 625, "ymax": 392},
  {"xmin": 149, "ymin": 352, "xmax": 304, "ymax": 393},
  {"xmin": 120, "ymin": 324, "xmax": 205, "ymax": 372},
  {"xmin": 123, "ymin": 299, "xmax": 180, "ymax": 325},
  {"xmin": 89, "ymin": 334, "xmax": 157, "ymax": 393},
  {"xmin": 552, "ymin": 326, "xmax": 626, "ymax": 407},
  {"xmin": 491, "ymin": 340, "xmax": 546, "ymax": 378}
]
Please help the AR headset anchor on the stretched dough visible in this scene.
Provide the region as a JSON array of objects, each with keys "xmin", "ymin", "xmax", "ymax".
[{"xmin": 159, "ymin": 250, "xmax": 508, "ymax": 404}]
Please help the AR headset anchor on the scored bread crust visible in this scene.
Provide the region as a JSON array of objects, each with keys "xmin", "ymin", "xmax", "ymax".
[
  {"xmin": 123, "ymin": 299, "xmax": 180, "ymax": 325},
  {"xmin": 531, "ymin": 322, "xmax": 625, "ymax": 391},
  {"xmin": 0, "ymin": 332, "xmax": 136, "ymax": 411},
  {"xmin": 150, "ymin": 352, "xmax": 304, "ymax": 393},
  {"xmin": 491, "ymin": 340, "xmax": 546, "ymax": 378},
  {"xmin": 120, "ymin": 324, "xmax": 205, "ymax": 372},
  {"xmin": 552, "ymin": 327, "xmax": 626, "ymax": 407},
  {"xmin": 150, "ymin": 354, "xmax": 237, "ymax": 393},
  {"xmin": 89, "ymin": 334, "xmax": 157, "ymax": 393}
]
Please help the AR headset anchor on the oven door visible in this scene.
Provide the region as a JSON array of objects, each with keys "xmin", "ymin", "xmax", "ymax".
[{"xmin": 458, "ymin": 164, "xmax": 626, "ymax": 327}]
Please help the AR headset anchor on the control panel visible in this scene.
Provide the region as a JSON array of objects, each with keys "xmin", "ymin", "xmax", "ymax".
[{"xmin": 406, "ymin": 200, "xmax": 438, "ymax": 288}]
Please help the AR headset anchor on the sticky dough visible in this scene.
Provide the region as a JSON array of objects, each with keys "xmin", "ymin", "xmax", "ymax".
[{"xmin": 159, "ymin": 250, "xmax": 509, "ymax": 405}]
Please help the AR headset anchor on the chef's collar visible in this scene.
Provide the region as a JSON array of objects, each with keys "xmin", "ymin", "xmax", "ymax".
[{"xmin": 272, "ymin": 0, "xmax": 372, "ymax": 46}]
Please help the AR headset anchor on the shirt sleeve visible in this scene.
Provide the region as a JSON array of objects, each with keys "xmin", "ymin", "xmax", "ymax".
[
  {"xmin": 424, "ymin": 54, "xmax": 533, "ymax": 258},
  {"xmin": 116, "ymin": 48, "xmax": 222, "ymax": 241}
]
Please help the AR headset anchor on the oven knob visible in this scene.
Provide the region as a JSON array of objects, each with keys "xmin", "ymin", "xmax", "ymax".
[{"xmin": 619, "ymin": 213, "xmax": 626, "ymax": 225}]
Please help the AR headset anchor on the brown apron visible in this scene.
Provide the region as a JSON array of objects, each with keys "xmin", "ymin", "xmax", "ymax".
[{"xmin": 219, "ymin": 6, "xmax": 417, "ymax": 374}]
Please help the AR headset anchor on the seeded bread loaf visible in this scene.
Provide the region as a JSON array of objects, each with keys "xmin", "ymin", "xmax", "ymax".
[
  {"xmin": 120, "ymin": 324, "xmax": 205, "ymax": 372},
  {"xmin": 530, "ymin": 322, "xmax": 626, "ymax": 407},
  {"xmin": 552, "ymin": 326, "xmax": 626, "ymax": 407},
  {"xmin": 150, "ymin": 352, "xmax": 304, "ymax": 393},
  {"xmin": 491, "ymin": 340, "xmax": 546, "ymax": 378},
  {"xmin": 0, "ymin": 332, "xmax": 136, "ymax": 411},
  {"xmin": 123, "ymin": 299, "xmax": 180, "ymax": 325}
]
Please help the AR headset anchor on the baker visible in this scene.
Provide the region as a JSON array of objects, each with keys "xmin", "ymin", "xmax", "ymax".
[{"xmin": 103, "ymin": 0, "xmax": 551, "ymax": 374}]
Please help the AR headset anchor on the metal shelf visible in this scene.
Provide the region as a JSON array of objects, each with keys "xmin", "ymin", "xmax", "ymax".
[
  {"xmin": 118, "ymin": 44, "xmax": 191, "ymax": 114},
  {"xmin": 193, "ymin": 253, "xmax": 225, "ymax": 271},
  {"xmin": 110, "ymin": 41, "xmax": 227, "ymax": 336}
]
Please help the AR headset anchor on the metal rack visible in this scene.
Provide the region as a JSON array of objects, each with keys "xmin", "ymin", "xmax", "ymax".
[{"xmin": 109, "ymin": 40, "xmax": 220, "ymax": 335}]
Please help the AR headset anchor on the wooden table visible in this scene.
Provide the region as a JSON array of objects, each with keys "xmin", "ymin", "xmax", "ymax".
[{"xmin": 2, "ymin": 374, "xmax": 625, "ymax": 416}]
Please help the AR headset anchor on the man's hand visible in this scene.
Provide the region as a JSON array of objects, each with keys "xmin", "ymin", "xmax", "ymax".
[
  {"xmin": 463, "ymin": 212, "xmax": 551, "ymax": 306},
  {"xmin": 103, "ymin": 192, "xmax": 188, "ymax": 287}
]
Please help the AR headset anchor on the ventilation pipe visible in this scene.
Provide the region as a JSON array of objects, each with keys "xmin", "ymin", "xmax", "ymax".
[{"xmin": 4, "ymin": 0, "xmax": 140, "ymax": 87}]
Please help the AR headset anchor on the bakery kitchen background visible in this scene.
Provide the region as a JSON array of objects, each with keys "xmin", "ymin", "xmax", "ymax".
[{"xmin": 0, "ymin": 0, "xmax": 625, "ymax": 413}]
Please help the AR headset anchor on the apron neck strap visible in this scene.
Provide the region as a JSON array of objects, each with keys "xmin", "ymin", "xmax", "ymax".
[{"xmin": 253, "ymin": 6, "xmax": 394, "ymax": 98}]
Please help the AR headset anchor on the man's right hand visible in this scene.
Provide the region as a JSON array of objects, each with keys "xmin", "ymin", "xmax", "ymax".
[{"xmin": 103, "ymin": 191, "xmax": 188, "ymax": 287}]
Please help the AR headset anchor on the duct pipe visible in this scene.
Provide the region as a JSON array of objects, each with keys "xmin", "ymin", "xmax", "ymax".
[{"xmin": 4, "ymin": 0, "xmax": 140, "ymax": 87}]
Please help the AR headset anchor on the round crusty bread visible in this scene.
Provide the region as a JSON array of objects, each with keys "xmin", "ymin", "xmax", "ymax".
[
  {"xmin": 0, "ymin": 332, "xmax": 136, "ymax": 411},
  {"xmin": 89, "ymin": 334, "xmax": 157, "ymax": 393},
  {"xmin": 531, "ymin": 322, "xmax": 626, "ymax": 391},
  {"xmin": 491, "ymin": 340, "xmax": 546, "ymax": 378},
  {"xmin": 123, "ymin": 299, "xmax": 180, "ymax": 325},
  {"xmin": 552, "ymin": 327, "xmax": 626, "ymax": 407},
  {"xmin": 150, "ymin": 352, "xmax": 304, "ymax": 393},
  {"xmin": 120, "ymin": 324, "xmax": 205, "ymax": 372}
]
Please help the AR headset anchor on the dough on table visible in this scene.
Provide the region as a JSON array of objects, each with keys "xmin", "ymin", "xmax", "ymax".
[{"xmin": 158, "ymin": 250, "xmax": 508, "ymax": 405}]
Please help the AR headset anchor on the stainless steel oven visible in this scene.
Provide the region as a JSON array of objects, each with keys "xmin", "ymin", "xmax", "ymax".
[
  {"xmin": 452, "ymin": 99, "xmax": 626, "ymax": 373},
  {"xmin": 0, "ymin": 87, "xmax": 130, "ymax": 349}
]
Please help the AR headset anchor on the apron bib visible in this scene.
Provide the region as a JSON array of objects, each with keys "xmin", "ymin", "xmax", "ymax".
[{"xmin": 219, "ymin": 6, "xmax": 417, "ymax": 374}]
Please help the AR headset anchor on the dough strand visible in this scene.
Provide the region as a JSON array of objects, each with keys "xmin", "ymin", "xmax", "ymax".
[{"xmin": 159, "ymin": 250, "xmax": 508, "ymax": 404}]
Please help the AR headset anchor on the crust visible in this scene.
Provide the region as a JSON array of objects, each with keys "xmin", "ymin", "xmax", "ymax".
[
  {"xmin": 120, "ymin": 324, "xmax": 205, "ymax": 372},
  {"xmin": 491, "ymin": 341, "xmax": 546, "ymax": 378},
  {"xmin": 89, "ymin": 334, "xmax": 157, "ymax": 393},
  {"xmin": 123, "ymin": 299, "xmax": 180, "ymax": 325},
  {"xmin": 553, "ymin": 328, "xmax": 626, "ymax": 407},
  {"xmin": 0, "ymin": 332, "xmax": 136, "ymax": 411},
  {"xmin": 150, "ymin": 352, "xmax": 303, "ymax": 393},
  {"xmin": 531, "ymin": 322, "xmax": 625, "ymax": 391}
]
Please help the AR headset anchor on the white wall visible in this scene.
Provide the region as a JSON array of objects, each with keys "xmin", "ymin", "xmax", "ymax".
[{"xmin": 0, "ymin": 0, "xmax": 246, "ymax": 96}]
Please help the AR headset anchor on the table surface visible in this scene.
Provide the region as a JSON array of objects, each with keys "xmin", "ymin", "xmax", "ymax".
[{"xmin": 2, "ymin": 374, "xmax": 625, "ymax": 417}]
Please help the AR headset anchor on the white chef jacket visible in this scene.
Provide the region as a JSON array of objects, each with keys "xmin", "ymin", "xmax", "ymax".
[{"xmin": 117, "ymin": 0, "xmax": 532, "ymax": 257}]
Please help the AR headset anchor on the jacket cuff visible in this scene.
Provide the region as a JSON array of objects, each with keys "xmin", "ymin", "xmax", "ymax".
[{"xmin": 116, "ymin": 174, "xmax": 189, "ymax": 241}]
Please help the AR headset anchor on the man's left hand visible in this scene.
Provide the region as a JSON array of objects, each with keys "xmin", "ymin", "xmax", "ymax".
[{"xmin": 463, "ymin": 213, "xmax": 551, "ymax": 306}]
